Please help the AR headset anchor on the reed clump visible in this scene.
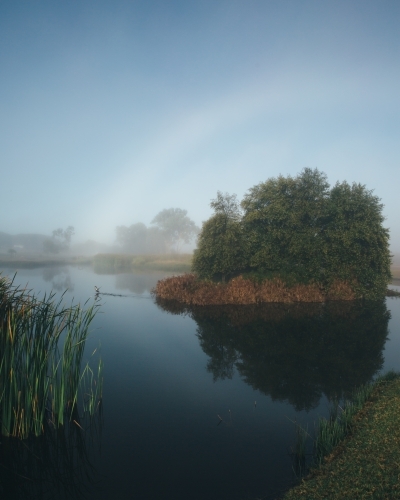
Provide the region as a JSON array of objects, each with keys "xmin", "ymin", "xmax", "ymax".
[
  {"xmin": 0, "ymin": 274, "xmax": 102, "ymax": 439},
  {"xmin": 153, "ymin": 274, "xmax": 356, "ymax": 305}
]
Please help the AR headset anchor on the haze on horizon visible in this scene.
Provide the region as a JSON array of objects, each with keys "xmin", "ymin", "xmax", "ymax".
[{"xmin": 1, "ymin": 0, "xmax": 399, "ymax": 253}]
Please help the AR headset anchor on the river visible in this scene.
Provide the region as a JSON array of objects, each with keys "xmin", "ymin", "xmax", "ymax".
[{"xmin": 1, "ymin": 264, "xmax": 399, "ymax": 500}]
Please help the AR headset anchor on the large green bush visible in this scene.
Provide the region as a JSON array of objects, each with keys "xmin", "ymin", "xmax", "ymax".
[
  {"xmin": 193, "ymin": 169, "xmax": 391, "ymax": 299},
  {"xmin": 192, "ymin": 192, "xmax": 248, "ymax": 282}
]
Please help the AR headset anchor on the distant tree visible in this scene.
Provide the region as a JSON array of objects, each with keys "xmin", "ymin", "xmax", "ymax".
[
  {"xmin": 192, "ymin": 192, "xmax": 249, "ymax": 281},
  {"xmin": 151, "ymin": 208, "xmax": 199, "ymax": 252},
  {"xmin": 146, "ymin": 226, "xmax": 167, "ymax": 254},
  {"xmin": 43, "ymin": 226, "xmax": 75, "ymax": 254},
  {"xmin": 7, "ymin": 248, "xmax": 17, "ymax": 258},
  {"xmin": 116, "ymin": 223, "xmax": 148, "ymax": 254}
]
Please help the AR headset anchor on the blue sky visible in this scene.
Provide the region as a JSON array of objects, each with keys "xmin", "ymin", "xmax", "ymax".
[{"xmin": 1, "ymin": 0, "xmax": 399, "ymax": 251}]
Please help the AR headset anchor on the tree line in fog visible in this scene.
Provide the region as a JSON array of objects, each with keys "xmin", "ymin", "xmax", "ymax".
[
  {"xmin": 115, "ymin": 208, "xmax": 199, "ymax": 254},
  {"xmin": 35, "ymin": 209, "xmax": 198, "ymax": 256}
]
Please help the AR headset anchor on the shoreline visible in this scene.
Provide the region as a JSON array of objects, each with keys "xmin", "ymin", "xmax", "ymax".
[
  {"xmin": 0, "ymin": 256, "xmax": 399, "ymax": 292},
  {"xmin": 281, "ymin": 372, "xmax": 400, "ymax": 499},
  {"xmin": 0, "ymin": 253, "xmax": 193, "ymax": 273},
  {"xmin": 154, "ymin": 273, "xmax": 400, "ymax": 305}
]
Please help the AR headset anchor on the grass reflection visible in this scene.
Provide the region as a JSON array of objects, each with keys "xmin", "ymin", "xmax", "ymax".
[{"xmin": 0, "ymin": 407, "xmax": 103, "ymax": 499}]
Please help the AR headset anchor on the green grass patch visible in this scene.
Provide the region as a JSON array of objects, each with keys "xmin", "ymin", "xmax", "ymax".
[
  {"xmin": 283, "ymin": 371, "xmax": 400, "ymax": 499},
  {"xmin": 93, "ymin": 253, "xmax": 192, "ymax": 273}
]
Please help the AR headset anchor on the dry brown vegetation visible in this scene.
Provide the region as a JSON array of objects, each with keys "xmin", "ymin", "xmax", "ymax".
[
  {"xmin": 153, "ymin": 274, "xmax": 356, "ymax": 305},
  {"xmin": 391, "ymin": 266, "xmax": 400, "ymax": 280}
]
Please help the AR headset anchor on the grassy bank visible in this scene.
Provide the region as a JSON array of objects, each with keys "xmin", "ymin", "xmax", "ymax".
[
  {"xmin": 92, "ymin": 253, "xmax": 192, "ymax": 273},
  {"xmin": 282, "ymin": 372, "xmax": 400, "ymax": 499}
]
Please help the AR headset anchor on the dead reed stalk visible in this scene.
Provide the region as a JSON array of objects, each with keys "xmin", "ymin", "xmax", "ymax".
[{"xmin": 153, "ymin": 274, "xmax": 357, "ymax": 305}]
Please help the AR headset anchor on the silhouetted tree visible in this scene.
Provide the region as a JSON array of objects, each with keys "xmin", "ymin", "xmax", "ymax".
[
  {"xmin": 116, "ymin": 223, "xmax": 148, "ymax": 254},
  {"xmin": 151, "ymin": 208, "xmax": 199, "ymax": 252},
  {"xmin": 43, "ymin": 226, "xmax": 75, "ymax": 254}
]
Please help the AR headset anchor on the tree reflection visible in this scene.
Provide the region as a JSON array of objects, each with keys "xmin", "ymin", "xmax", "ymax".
[
  {"xmin": 115, "ymin": 272, "xmax": 158, "ymax": 294},
  {"xmin": 155, "ymin": 299, "xmax": 390, "ymax": 411},
  {"xmin": 42, "ymin": 267, "xmax": 74, "ymax": 292}
]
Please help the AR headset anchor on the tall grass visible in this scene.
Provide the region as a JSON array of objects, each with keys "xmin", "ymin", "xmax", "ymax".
[
  {"xmin": 284, "ymin": 371, "xmax": 400, "ymax": 498},
  {"xmin": 0, "ymin": 274, "xmax": 102, "ymax": 439},
  {"xmin": 154, "ymin": 274, "xmax": 356, "ymax": 305}
]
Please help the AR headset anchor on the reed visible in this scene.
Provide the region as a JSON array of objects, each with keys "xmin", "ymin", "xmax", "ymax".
[
  {"xmin": 289, "ymin": 421, "xmax": 311, "ymax": 477},
  {"xmin": 0, "ymin": 274, "xmax": 102, "ymax": 439},
  {"xmin": 284, "ymin": 371, "xmax": 400, "ymax": 498},
  {"xmin": 153, "ymin": 274, "xmax": 356, "ymax": 305},
  {"xmin": 289, "ymin": 371, "xmax": 398, "ymax": 478}
]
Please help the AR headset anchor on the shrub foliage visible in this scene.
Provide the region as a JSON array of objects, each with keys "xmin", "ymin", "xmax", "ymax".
[{"xmin": 192, "ymin": 169, "xmax": 391, "ymax": 299}]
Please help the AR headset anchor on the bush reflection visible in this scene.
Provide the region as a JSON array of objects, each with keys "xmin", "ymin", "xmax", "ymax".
[{"xmin": 156, "ymin": 299, "xmax": 389, "ymax": 411}]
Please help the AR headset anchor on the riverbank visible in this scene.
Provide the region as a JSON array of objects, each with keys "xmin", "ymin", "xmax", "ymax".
[
  {"xmin": 154, "ymin": 274, "xmax": 363, "ymax": 305},
  {"xmin": 1, "ymin": 255, "xmax": 399, "ymax": 287},
  {"xmin": 282, "ymin": 373, "xmax": 400, "ymax": 499},
  {"xmin": 92, "ymin": 253, "xmax": 192, "ymax": 273},
  {"xmin": 0, "ymin": 253, "xmax": 193, "ymax": 273},
  {"xmin": 0, "ymin": 255, "xmax": 92, "ymax": 267}
]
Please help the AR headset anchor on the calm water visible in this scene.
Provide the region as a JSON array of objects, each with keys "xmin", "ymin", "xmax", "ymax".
[{"xmin": 1, "ymin": 265, "xmax": 400, "ymax": 500}]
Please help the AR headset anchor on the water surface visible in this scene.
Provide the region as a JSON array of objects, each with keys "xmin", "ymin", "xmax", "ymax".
[{"xmin": 1, "ymin": 265, "xmax": 399, "ymax": 500}]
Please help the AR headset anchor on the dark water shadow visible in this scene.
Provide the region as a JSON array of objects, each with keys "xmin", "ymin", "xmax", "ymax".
[
  {"xmin": 0, "ymin": 408, "xmax": 102, "ymax": 500},
  {"xmin": 155, "ymin": 299, "xmax": 390, "ymax": 411}
]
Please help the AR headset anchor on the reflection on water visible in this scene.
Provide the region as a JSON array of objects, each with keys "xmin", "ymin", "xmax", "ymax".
[
  {"xmin": 42, "ymin": 267, "xmax": 74, "ymax": 292},
  {"xmin": 114, "ymin": 272, "xmax": 158, "ymax": 295},
  {"xmin": 156, "ymin": 299, "xmax": 390, "ymax": 411},
  {"xmin": 1, "ymin": 267, "xmax": 398, "ymax": 500},
  {"xmin": 0, "ymin": 409, "xmax": 102, "ymax": 500}
]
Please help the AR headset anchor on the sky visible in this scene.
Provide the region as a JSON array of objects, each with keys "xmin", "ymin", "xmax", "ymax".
[{"xmin": 1, "ymin": 0, "xmax": 399, "ymax": 251}]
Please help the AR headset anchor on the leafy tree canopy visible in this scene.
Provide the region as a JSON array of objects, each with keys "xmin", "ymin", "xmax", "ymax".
[
  {"xmin": 192, "ymin": 192, "xmax": 248, "ymax": 282},
  {"xmin": 193, "ymin": 169, "xmax": 391, "ymax": 298}
]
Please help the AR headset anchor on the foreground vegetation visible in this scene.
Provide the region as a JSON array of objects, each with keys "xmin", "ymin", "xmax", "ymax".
[
  {"xmin": 283, "ymin": 372, "xmax": 400, "ymax": 499},
  {"xmin": 0, "ymin": 274, "xmax": 102, "ymax": 439}
]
